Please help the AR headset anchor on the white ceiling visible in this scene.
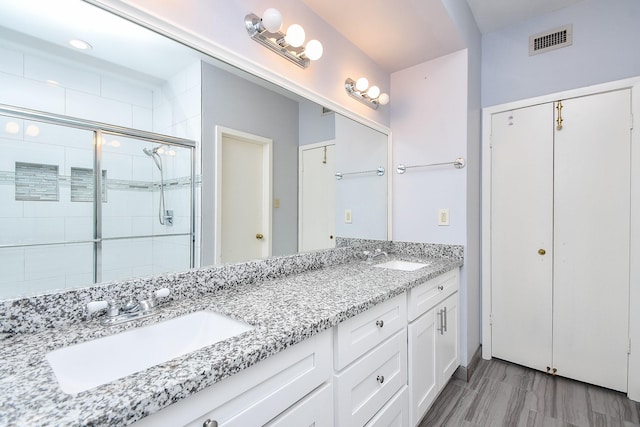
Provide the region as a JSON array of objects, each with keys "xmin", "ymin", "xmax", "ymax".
[
  {"xmin": 302, "ymin": 0, "xmax": 585, "ymax": 73},
  {"xmin": 300, "ymin": 0, "xmax": 465, "ymax": 73},
  {"xmin": 0, "ymin": 0, "xmax": 203, "ymax": 81}
]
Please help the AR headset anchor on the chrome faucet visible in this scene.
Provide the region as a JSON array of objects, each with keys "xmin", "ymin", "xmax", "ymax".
[
  {"xmin": 364, "ymin": 248, "xmax": 388, "ymax": 263},
  {"xmin": 87, "ymin": 288, "xmax": 170, "ymax": 325}
]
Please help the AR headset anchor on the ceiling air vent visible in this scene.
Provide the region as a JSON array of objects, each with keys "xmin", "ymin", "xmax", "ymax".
[
  {"xmin": 322, "ymin": 106, "xmax": 334, "ymax": 115},
  {"xmin": 529, "ymin": 24, "xmax": 573, "ymax": 56}
]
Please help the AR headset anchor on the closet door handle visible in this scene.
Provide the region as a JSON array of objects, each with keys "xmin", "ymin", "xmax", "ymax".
[{"xmin": 538, "ymin": 248, "xmax": 546, "ymax": 255}]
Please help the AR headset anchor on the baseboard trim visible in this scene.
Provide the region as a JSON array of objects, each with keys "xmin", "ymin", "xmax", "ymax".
[{"xmin": 454, "ymin": 345, "xmax": 482, "ymax": 382}]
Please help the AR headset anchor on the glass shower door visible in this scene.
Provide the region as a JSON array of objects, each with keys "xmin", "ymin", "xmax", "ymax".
[
  {"xmin": 100, "ymin": 133, "xmax": 193, "ymax": 282},
  {"xmin": 0, "ymin": 114, "xmax": 95, "ymax": 298}
]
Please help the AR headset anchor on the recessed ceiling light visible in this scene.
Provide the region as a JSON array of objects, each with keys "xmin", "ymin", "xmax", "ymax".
[
  {"xmin": 69, "ymin": 39, "xmax": 92, "ymax": 50},
  {"xmin": 5, "ymin": 122, "xmax": 20, "ymax": 134}
]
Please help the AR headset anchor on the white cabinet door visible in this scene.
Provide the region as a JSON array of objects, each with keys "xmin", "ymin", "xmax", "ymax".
[
  {"xmin": 553, "ymin": 89, "xmax": 631, "ymax": 392},
  {"xmin": 408, "ymin": 289, "xmax": 459, "ymax": 427},
  {"xmin": 437, "ymin": 292, "xmax": 459, "ymax": 386},
  {"xmin": 490, "ymin": 103, "xmax": 554, "ymax": 372},
  {"xmin": 408, "ymin": 308, "xmax": 437, "ymax": 426}
]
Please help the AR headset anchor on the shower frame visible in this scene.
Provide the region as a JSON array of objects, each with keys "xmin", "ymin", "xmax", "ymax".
[{"xmin": 0, "ymin": 103, "xmax": 197, "ymax": 284}]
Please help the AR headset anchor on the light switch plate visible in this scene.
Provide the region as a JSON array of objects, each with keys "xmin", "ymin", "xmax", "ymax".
[
  {"xmin": 345, "ymin": 209, "xmax": 352, "ymax": 224},
  {"xmin": 438, "ymin": 208, "xmax": 450, "ymax": 226}
]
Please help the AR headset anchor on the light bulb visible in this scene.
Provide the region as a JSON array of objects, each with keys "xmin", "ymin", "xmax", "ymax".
[
  {"xmin": 5, "ymin": 121, "xmax": 20, "ymax": 134},
  {"xmin": 378, "ymin": 93, "xmax": 390, "ymax": 105},
  {"xmin": 109, "ymin": 140, "xmax": 121, "ymax": 148},
  {"xmin": 367, "ymin": 85, "xmax": 381, "ymax": 99},
  {"xmin": 304, "ymin": 39, "xmax": 323, "ymax": 61},
  {"xmin": 355, "ymin": 77, "xmax": 369, "ymax": 92},
  {"xmin": 25, "ymin": 125, "xmax": 40, "ymax": 137},
  {"xmin": 285, "ymin": 24, "xmax": 305, "ymax": 47},
  {"xmin": 156, "ymin": 147, "xmax": 165, "ymax": 155},
  {"xmin": 261, "ymin": 8, "xmax": 282, "ymax": 33}
]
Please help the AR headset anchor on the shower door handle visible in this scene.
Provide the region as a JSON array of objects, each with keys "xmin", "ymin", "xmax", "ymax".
[{"xmin": 256, "ymin": 233, "xmax": 264, "ymax": 240}]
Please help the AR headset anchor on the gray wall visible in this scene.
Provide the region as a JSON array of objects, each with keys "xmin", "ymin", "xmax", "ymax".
[
  {"xmin": 482, "ymin": 0, "xmax": 640, "ymax": 107},
  {"xmin": 334, "ymin": 114, "xmax": 387, "ymax": 240},
  {"xmin": 200, "ymin": 62, "xmax": 299, "ymax": 264},
  {"xmin": 299, "ymin": 99, "xmax": 335, "ymax": 145}
]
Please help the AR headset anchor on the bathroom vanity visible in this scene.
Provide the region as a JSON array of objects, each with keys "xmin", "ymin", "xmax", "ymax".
[{"xmin": 0, "ymin": 243, "xmax": 462, "ymax": 426}]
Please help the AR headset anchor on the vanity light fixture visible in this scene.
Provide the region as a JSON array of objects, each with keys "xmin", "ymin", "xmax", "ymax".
[
  {"xmin": 245, "ymin": 8, "xmax": 323, "ymax": 68},
  {"xmin": 345, "ymin": 77, "xmax": 389, "ymax": 110}
]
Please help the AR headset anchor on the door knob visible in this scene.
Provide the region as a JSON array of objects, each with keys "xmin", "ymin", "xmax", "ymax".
[
  {"xmin": 538, "ymin": 249, "xmax": 546, "ymax": 255},
  {"xmin": 256, "ymin": 233, "xmax": 264, "ymax": 240}
]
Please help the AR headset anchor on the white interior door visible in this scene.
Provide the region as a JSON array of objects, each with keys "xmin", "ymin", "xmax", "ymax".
[
  {"xmin": 490, "ymin": 103, "xmax": 554, "ymax": 372},
  {"xmin": 299, "ymin": 143, "xmax": 335, "ymax": 252},
  {"xmin": 216, "ymin": 127, "xmax": 272, "ymax": 264},
  {"xmin": 552, "ymin": 89, "xmax": 631, "ymax": 392}
]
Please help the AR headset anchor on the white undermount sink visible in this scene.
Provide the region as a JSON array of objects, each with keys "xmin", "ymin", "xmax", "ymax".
[
  {"xmin": 46, "ymin": 310, "xmax": 254, "ymax": 394},
  {"xmin": 374, "ymin": 260, "xmax": 429, "ymax": 271}
]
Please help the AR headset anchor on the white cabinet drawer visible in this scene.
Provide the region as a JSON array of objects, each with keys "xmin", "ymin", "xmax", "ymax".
[
  {"xmin": 265, "ymin": 382, "xmax": 333, "ymax": 427},
  {"xmin": 133, "ymin": 329, "xmax": 332, "ymax": 427},
  {"xmin": 334, "ymin": 329, "xmax": 407, "ymax": 427},
  {"xmin": 365, "ymin": 386, "xmax": 409, "ymax": 427},
  {"xmin": 407, "ymin": 269, "xmax": 459, "ymax": 321},
  {"xmin": 334, "ymin": 293, "xmax": 407, "ymax": 370}
]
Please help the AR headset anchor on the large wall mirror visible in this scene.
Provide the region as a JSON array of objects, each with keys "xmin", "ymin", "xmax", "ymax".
[{"xmin": 0, "ymin": 0, "xmax": 389, "ymax": 299}]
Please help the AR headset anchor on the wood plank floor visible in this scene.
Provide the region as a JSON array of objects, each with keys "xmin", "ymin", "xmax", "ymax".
[{"xmin": 420, "ymin": 358, "xmax": 640, "ymax": 427}]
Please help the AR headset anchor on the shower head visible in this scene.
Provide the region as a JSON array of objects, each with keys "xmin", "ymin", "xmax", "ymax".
[
  {"xmin": 143, "ymin": 146, "xmax": 163, "ymax": 170},
  {"xmin": 143, "ymin": 146, "xmax": 162, "ymax": 156}
]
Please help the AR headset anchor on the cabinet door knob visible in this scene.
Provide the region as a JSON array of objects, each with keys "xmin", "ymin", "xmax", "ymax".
[
  {"xmin": 437, "ymin": 285, "xmax": 444, "ymax": 291},
  {"xmin": 375, "ymin": 320, "xmax": 384, "ymax": 328},
  {"xmin": 203, "ymin": 420, "xmax": 218, "ymax": 427},
  {"xmin": 538, "ymin": 248, "xmax": 546, "ymax": 255},
  {"xmin": 256, "ymin": 233, "xmax": 264, "ymax": 240},
  {"xmin": 376, "ymin": 375, "xmax": 385, "ymax": 384}
]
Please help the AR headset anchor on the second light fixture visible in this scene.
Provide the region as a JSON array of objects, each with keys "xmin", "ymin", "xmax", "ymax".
[{"xmin": 345, "ymin": 77, "xmax": 389, "ymax": 109}]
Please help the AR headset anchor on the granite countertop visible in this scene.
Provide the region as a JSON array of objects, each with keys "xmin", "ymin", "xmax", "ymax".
[{"xmin": 0, "ymin": 254, "xmax": 462, "ymax": 426}]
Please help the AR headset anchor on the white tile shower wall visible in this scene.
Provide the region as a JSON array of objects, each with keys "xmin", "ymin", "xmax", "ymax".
[
  {"xmin": 0, "ymin": 43, "xmax": 176, "ymax": 298},
  {"xmin": 152, "ymin": 61, "xmax": 201, "ymax": 269}
]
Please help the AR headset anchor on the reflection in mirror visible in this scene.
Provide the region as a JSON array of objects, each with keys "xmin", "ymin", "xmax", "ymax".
[{"xmin": 0, "ymin": 0, "xmax": 389, "ymax": 300}]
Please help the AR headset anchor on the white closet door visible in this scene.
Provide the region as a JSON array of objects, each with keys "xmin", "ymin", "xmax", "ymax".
[
  {"xmin": 490, "ymin": 104, "xmax": 555, "ymax": 372},
  {"xmin": 552, "ymin": 89, "xmax": 631, "ymax": 392}
]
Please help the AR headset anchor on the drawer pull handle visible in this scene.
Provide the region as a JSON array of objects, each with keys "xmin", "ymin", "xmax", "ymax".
[
  {"xmin": 376, "ymin": 375, "xmax": 385, "ymax": 384},
  {"xmin": 438, "ymin": 285, "xmax": 444, "ymax": 291},
  {"xmin": 375, "ymin": 320, "xmax": 384, "ymax": 328},
  {"xmin": 203, "ymin": 420, "xmax": 218, "ymax": 427}
]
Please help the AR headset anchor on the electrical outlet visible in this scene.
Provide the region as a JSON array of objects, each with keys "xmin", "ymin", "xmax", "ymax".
[
  {"xmin": 438, "ymin": 208, "xmax": 450, "ymax": 226},
  {"xmin": 345, "ymin": 209, "xmax": 352, "ymax": 224}
]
